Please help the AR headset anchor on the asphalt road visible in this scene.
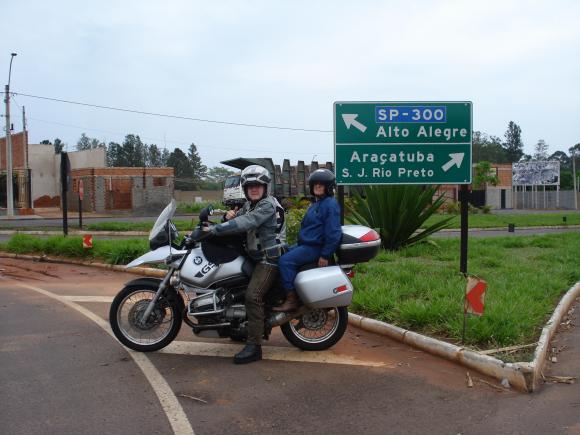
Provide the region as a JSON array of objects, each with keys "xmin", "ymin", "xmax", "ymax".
[
  {"xmin": 1, "ymin": 258, "xmax": 580, "ymax": 434},
  {"xmin": 0, "ymin": 214, "xmax": 198, "ymax": 229}
]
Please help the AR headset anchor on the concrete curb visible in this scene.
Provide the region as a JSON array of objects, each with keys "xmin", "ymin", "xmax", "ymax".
[
  {"xmin": 0, "ymin": 230, "xmax": 149, "ymax": 236},
  {"xmin": 2, "ymin": 251, "xmax": 578, "ymax": 392},
  {"xmin": 439, "ymin": 224, "xmax": 580, "ymax": 233},
  {"xmin": 530, "ymin": 282, "xmax": 580, "ymax": 391},
  {"xmin": 347, "ymin": 313, "xmax": 531, "ymax": 392},
  {"xmin": 0, "ymin": 252, "xmax": 165, "ymax": 278}
]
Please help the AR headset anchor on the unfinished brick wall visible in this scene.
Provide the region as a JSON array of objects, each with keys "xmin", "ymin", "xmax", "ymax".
[
  {"xmin": 0, "ymin": 131, "xmax": 28, "ymax": 170},
  {"xmin": 68, "ymin": 167, "xmax": 174, "ymax": 213}
]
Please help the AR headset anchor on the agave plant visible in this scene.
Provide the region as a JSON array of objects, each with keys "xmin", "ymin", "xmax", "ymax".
[{"xmin": 346, "ymin": 185, "xmax": 454, "ymax": 251}]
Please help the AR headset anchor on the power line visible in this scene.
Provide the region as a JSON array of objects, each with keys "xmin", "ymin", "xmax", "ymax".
[
  {"xmin": 25, "ymin": 115, "xmax": 333, "ymax": 157},
  {"xmin": 12, "ymin": 91, "xmax": 333, "ymax": 133}
]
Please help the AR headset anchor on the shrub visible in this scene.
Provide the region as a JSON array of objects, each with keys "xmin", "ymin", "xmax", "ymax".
[
  {"xmin": 346, "ymin": 185, "xmax": 453, "ymax": 250},
  {"xmin": 285, "ymin": 207, "xmax": 307, "ymax": 246}
]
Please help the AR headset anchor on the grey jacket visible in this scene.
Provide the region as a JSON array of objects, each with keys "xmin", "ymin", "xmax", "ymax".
[{"xmin": 212, "ymin": 196, "xmax": 287, "ymax": 263}]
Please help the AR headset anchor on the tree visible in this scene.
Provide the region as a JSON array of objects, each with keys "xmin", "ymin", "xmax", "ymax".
[
  {"xmin": 533, "ymin": 139, "xmax": 549, "ymax": 161},
  {"xmin": 161, "ymin": 148, "xmax": 170, "ymax": 166},
  {"xmin": 502, "ymin": 121, "xmax": 524, "ymax": 163},
  {"xmin": 53, "ymin": 138, "xmax": 64, "ymax": 154},
  {"xmin": 120, "ymin": 134, "xmax": 146, "ymax": 167},
  {"xmin": 76, "ymin": 133, "xmax": 104, "ymax": 151},
  {"xmin": 472, "ymin": 131, "xmax": 508, "ymax": 163},
  {"xmin": 473, "ymin": 161, "xmax": 500, "ymax": 189},
  {"xmin": 106, "ymin": 142, "xmax": 123, "ymax": 166},
  {"xmin": 206, "ymin": 166, "xmax": 236, "ymax": 183},
  {"xmin": 187, "ymin": 143, "xmax": 207, "ymax": 189},
  {"xmin": 167, "ymin": 148, "xmax": 194, "ymax": 190},
  {"xmin": 40, "ymin": 139, "xmax": 51, "ymax": 145},
  {"xmin": 548, "ymin": 151, "xmax": 570, "ymax": 169},
  {"xmin": 147, "ymin": 144, "xmax": 163, "ymax": 167}
]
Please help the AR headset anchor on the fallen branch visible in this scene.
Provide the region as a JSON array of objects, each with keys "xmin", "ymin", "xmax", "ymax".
[
  {"xmin": 474, "ymin": 377, "xmax": 510, "ymax": 392},
  {"xmin": 479, "ymin": 342, "xmax": 538, "ymax": 355},
  {"xmin": 543, "ymin": 375, "xmax": 576, "ymax": 385},
  {"xmin": 178, "ymin": 394, "xmax": 207, "ymax": 404}
]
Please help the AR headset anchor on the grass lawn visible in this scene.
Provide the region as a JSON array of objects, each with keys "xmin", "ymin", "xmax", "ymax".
[
  {"xmin": 424, "ymin": 211, "xmax": 580, "ymax": 229},
  {"xmin": 351, "ymin": 232, "xmax": 580, "ymax": 357}
]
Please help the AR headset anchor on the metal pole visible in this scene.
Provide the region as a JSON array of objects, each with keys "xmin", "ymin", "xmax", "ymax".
[
  {"xmin": 4, "ymin": 53, "xmax": 16, "ymax": 216},
  {"xmin": 459, "ymin": 184, "xmax": 469, "ymax": 275},
  {"xmin": 459, "ymin": 184, "xmax": 469, "ymax": 344},
  {"xmin": 337, "ymin": 185, "xmax": 345, "ymax": 225},
  {"xmin": 79, "ymin": 196, "xmax": 83, "ymax": 230},
  {"xmin": 4, "ymin": 84, "xmax": 14, "ymax": 216}
]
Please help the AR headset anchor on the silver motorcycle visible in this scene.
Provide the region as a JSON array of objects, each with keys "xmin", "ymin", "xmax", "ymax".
[{"xmin": 109, "ymin": 200, "xmax": 380, "ymax": 352}]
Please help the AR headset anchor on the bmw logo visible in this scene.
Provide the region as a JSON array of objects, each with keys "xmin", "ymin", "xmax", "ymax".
[{"xmin": 193, "ymin": 256, "xmax": 203, "ymax": 265}]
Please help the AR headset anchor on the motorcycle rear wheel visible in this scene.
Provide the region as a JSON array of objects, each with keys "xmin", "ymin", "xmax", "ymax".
[
  {"xmin": 281, "ymin": 306, "xmax": 348, "ymax": 351},
  {"xmin": 109, "ymin": 284, "xmax": 183, "ymax": 352}
]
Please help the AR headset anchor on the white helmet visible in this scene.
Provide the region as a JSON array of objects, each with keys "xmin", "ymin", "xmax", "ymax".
[{"xmin": 241, "ymin": 165, "xmax": 271, "ymax": 199}]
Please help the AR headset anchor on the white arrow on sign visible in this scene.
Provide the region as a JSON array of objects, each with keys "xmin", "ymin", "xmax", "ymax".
[
  {"xmin": 441, "ymin": 153, "xmax": 465, "ymax": 172},
  {"xmin": 342, "ymin": 114, "xmax": 367, "ymax": 133}
]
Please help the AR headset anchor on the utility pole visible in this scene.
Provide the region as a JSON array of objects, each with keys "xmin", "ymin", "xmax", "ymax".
[
  {"xmin": 4, "ymin": 53, "xmax": 16, "ymax": 217},
  {"xmin": 4, "ymin": 84, "xmax": 14, "ymax": 216}
]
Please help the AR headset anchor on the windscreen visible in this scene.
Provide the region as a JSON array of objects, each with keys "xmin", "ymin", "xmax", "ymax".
[
  {"xmin": 224, "ymin": 175, "xmax": 240, "ymax": 188},
  {"xmin": 149, "ymin": 200, "xmax": 176, "ymax": 241}
]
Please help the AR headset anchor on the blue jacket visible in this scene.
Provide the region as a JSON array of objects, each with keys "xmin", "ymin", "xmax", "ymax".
[{"xmin": 298, "ymin": 196, "xmax": 342, "ymax": 259}]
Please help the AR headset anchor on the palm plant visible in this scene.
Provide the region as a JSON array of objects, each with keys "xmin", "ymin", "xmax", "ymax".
[{"xmin": 346, "ymin": 185, "xmax": 453, "ymax": 250}]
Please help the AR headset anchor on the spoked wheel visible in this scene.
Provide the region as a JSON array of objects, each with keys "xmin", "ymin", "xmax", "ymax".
[
  {"xmin": 109, "ymin": 285, "xmax": 183, "ymax": 352},
  {"xmin": 281, "ymin": 306, "xmax": 348, "ymax": 351}
]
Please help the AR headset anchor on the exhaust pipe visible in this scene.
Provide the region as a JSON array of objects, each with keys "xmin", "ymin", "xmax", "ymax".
[{"xmin": 268, "ymin": 306, "xmax": 307, "ymax": 327}]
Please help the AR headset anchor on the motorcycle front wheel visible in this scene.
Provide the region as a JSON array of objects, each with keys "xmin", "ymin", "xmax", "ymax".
[
  {"xmin": 281, "ymin": 306, "xmax": 348, "ymax": 351},
  {"xmin": 109, "ymin": 284, "xmax": 183, "ymax": 352}
]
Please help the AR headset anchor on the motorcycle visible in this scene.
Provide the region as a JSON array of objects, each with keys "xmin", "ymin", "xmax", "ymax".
[{"xmin": 109, "ymin": 200, "xmax": 380, "ymax": 352}]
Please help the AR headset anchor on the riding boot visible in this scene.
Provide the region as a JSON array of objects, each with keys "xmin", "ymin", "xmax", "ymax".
[
  {"xmin": 234, "ymin": 344, "xmax": 262, "ymax": 364},
  {"xmin": 272, "ymin": 292, "xmax": 300, "ymax": 312}
]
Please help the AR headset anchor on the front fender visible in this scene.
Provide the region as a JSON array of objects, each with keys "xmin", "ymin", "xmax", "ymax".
[
  {"xmin": 124, "ymin": 277, "xmax": 163, "ymax": 288},
  {"xmin": 123, "ymin": 277, "xmax": 184, "ymax": 310}
]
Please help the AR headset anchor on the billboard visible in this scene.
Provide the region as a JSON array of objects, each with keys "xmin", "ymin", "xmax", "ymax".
[{"xmin": 512, "ymin": 161, "xmax": 560, "ymax": 186}]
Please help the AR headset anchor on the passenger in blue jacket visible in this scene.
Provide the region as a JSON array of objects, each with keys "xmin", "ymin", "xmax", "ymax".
[{"xmin": 274, "ymin": 169, "xmax": 342, "ymax": 312}]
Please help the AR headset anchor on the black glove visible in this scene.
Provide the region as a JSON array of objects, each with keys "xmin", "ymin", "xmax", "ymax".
[
  {"xmin": 191, "ymin": 226, "xmax": 214, "ymax": 242},
  {"xmin": 183, "ymin": 236, "xmax": 196, "ymax": 249}
]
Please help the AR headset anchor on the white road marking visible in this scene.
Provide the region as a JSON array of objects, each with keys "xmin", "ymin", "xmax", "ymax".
[
  {"xmin": 61, "ymin": 295, "xmax": 114, "ymax": 303},
  {"xmin": 60, "ymin": 295, "xmax": 388, "ymax": 367},
  {"xmin": 162, "ymin": 341, "xmax": 388, "ymax": 367},
  {"xmin": 13, "ymin": 284, "xmax": 195, "ymax": 435}
]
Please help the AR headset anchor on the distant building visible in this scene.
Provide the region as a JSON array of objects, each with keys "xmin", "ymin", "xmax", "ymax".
[
  {"xmin": 69, "ymin": 167, "xmax": 174, "ymax": 214},
  {"xmin": 2, "ymin": 130, "xmax": 174, "ymax": 214}
]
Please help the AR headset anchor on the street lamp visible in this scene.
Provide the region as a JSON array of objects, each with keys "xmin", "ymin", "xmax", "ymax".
[{"xmin": 4, "ymin": 52, "xmax": 17, "ymax": 216}]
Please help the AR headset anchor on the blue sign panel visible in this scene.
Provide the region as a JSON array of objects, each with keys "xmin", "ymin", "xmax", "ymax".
[{"xmin": 375, "ymin": 106, "xmax": 447, "ymax": 123}]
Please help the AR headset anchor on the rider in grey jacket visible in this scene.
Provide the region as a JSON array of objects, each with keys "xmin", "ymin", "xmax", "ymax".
[{"xmin": 208, "ymin": 164, "xmax": 286, "ymax": 364}]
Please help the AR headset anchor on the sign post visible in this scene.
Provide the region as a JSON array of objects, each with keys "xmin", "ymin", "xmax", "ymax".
[
  {"xmin": 78, "ymin": 179, "xmax": 84, "ymax": 230},
  {"xmin": 334, "ymin": 102, "xmax": 476, "ymax": 340},
  {"xmin": 60, "ymin": 152, "xmax": 71, "ymax": 236}
]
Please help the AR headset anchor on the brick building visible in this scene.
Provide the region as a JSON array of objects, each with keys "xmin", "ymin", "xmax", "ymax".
[
  {"xmin": 437, "ymin": 163, "xmax": 514, "ymax": 209},
  {"xmin": 1, "ymin": 131, "xmax": 31, "ymax": 210},
  {"xmin": 2, "ymin": 131, "xmax": 174, "ymax": 214},
  {"xmin": 69, "ymin": 167, "xmax": 174, "ymax": 213}
]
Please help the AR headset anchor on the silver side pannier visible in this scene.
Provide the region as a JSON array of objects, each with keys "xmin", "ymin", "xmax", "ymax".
[{"xmin": 294, "ymin": 266, "xmax": 354, "ymax": 308}]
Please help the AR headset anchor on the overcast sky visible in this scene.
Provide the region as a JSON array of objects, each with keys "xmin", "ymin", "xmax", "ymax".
[{"xmin": 3, "ymin": 0, "xmax": 579, "ymax": 168}]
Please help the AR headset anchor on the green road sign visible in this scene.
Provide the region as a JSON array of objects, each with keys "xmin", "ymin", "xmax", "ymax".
[{"xmin": 334, "ymin": 101, "xmax": 472, "ymax": 185}]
